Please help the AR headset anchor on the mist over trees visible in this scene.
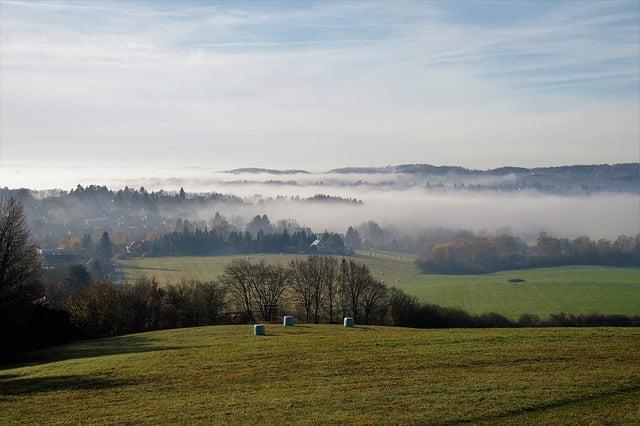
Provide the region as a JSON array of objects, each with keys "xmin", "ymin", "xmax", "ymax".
[
  {"xmin": 0, "ymin": 188, "xmax": 638, "ymax": 359},
  {"xmin": 2, "ymin": 175, "xmax": 639, "ymax": 263},
  {"xmin": 0, "ymin": 186, "xmax": 362, "ymax": 256}
]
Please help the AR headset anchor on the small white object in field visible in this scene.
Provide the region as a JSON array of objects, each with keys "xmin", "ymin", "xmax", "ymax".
[
  {"xmin": 344, "ymin": 317, "xmax": 354, "ymax": 327},
  {"xmin": 254, "ymin": 324, "xmax": 265, "ymax": 336},
  {"xmin": 283, "ymin": 316, "xmax": 295, "ymax": 326}
]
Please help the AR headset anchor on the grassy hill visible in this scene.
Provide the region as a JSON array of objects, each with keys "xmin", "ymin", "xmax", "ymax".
[
  {"xmin": 119, "ymin": 253, "xmax": 640, "ymax": 319},
  {"xmin": 1, "ymin": 325, "xmax": 639, "ymax": 424}
]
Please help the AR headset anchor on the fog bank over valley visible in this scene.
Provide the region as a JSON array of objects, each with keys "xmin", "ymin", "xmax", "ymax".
[{"xmin": 2, "ymin": 164, "xmax": 638, "ymax": 240}]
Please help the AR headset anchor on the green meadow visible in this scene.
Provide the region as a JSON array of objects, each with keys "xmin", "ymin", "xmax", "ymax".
[
  {"xmin": 401, "ymin": 265, "xmax": 640, "ymax": 318},
  {"xmin": 119, "ymin": 252, "xmax": 640, "ymax": 319},
  {"xmin": 119, "ymin": 250, "xmax": 420, "ymax": 286},
  {"xmin": 2, "ymin": 325, "xmax": 639, "ymax": 424}
]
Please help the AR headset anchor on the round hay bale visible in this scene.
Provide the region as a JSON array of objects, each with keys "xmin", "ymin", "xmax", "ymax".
[
  {"xmin": 283, "ymin": 316, "xmax": 295, "ymax": 326},
  {"xmin": 254, "ymin": 324, "xmax": 265, "ymax": 336},
  {"xmin": 344, "ymin": 317, "xmax": 354, "ymax": 328}
]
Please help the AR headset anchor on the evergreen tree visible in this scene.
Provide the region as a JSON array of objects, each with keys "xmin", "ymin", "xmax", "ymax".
[
  {"xmin": 97, "ymin": 231, "xmax": 113, "ymax": 262},
  {"xmin": 345, "ymin": 226, "xmax": 362, "ymax": 249}
]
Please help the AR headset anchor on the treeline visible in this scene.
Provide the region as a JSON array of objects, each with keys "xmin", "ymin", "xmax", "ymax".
[
  {"xmin": 220, "ymin": 257, "xmax": 388, "ymax": 325},
  {"xmin": 18, "ymin": 256, "xmax": 640, "ymax": 347},
  {"xmin": 417, "ymin": 233, "xmax": 640, "ymax": 274},
  {"xmin": 305, "ymin": 194, "xmax": 362, "ymax": 204},
  {"xmin": 150, "ymin": 228, "xmax": 351, "ymax": 256},
  {"xmin": 389, "ymin": 294, "xmax": 640, "ymax": 328},
  {"xmin": 5, "ymin": 258, "xmax": 640, "ymax": 362},
  {"xmin": 344, "ymin": 221, "xmax": 490, "ymax": 254}
]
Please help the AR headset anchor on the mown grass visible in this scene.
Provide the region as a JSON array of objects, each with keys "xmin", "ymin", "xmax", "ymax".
[
  {"xmin": 1, "ymin": 325, "xmax": 639, "ymax": 424},
  {"xmin": 119, "ymin": 250, "xmax": 420, "ymax": 286},
  {"xmin": 403, "ymin": 265, "xmax": 640, "ymax": 319},
  {"xmin": 120, "ymin": 253, "xmax": 640, "ymax": 319}
]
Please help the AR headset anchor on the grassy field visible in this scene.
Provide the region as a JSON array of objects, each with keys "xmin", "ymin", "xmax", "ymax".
[
  {"xmin": 402, "ymin": 266, "xmax": 640, "ymax": 318},
  {"xmin": 2, "ymin": 325, "xmax": 639, "ymax": 424},
  {"xmin": 119, "ymin": 250, "xmax": 420, "ymax": 286},
  {"xmin": 119, "ymin": 253, "xmax": 640, "ymax": 319}
]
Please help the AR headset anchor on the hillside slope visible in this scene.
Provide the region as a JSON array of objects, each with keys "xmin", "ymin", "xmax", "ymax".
[{"xmin": 2, "ymin": 325, "xmax": 639, "ymax": 424}]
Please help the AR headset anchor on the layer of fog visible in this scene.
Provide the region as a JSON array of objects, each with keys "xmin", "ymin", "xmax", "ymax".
[
  {"xmin": 1, "ymin": 164, "xmax": 637, "ymax": 239},
  {"xmin": 202, "ymin": 189, "xmax": 638, "ymax": 240},
  {"xmin": 0, "ymin": 163, "xmax": 517, "ymax": 191}
]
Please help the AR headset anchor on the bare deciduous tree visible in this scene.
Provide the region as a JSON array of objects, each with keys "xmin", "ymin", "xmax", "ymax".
[
  {"xmin": 319, "ymin": 256, "xmax": 338, "ymax": 323},
  {"xmin": 0, "ymin": 198, "xmax": 41, "ymax": 305},
  {"xmin": 289, "ymin": 256, "xmax": 324, "ymax": 323},
  {"xmin": 251, "ymin": 261, "xmax": 288, "ymax": 322},
  {"xmin": 339, "ymin": 259, "xmax": 375, "ymax": 322},
  {"xmin": 361, "ymin": 279, "xmax": 388, "ymax": 324},
  {"xmin": 219, "ymin": 259, "xmax": 255, "ymax": 322},
  {"xmin": 221, "ymin": 259, "xmax": 288, "ymax": 323}
]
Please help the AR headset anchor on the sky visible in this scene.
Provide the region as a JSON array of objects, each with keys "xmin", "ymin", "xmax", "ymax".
[{"xmin": 0, "ymin": 0, "xmax": 639, "ymax": 171}]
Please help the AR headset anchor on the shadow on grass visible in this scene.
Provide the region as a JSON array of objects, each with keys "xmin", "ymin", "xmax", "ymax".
[
  {"xmin": 0, "ymin": 373, "xmax": 140, "ymax": 396},
  {"xmin": 6, "ymin": 335, "xmax": 197, "ymax": 369},
  {"xmin": 452, "ymin": 385, "xmax": 640, "ymax": 424}
]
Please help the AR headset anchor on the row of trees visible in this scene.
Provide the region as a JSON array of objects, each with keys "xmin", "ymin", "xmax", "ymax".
[
  {"xmin": 417, "ymin": 233, "xmax": 640, "ymax": 274},
  {"xmin": 60, "ymin": 279, "xmax": 227, "ymax": 337},
  {"xmin": 16, "ymin": 256, "xmax": 389, "ymax": 344},
  {"xmin": 33, "ymin": 261, "xmax": 640, "ymax": 348},
  {"xmin": 150, "ymin": 228, "xmax": 351, "ymax": 256},
  {"xmin": 221, "ymin": 257, "xmax": 387, "ymax": 325}
]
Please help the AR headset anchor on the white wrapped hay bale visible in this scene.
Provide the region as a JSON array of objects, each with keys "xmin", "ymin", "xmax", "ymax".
[
  {"xmin": 254, "ymin": 324, "xmax": 265, "ymax": 336},
  {"xmin": 344, "ymin": 317, "xmax": 354, "ymax": 328},
  {"xmin": 283, "ymin": 316, "xmax": 295, "ymax": 326}
]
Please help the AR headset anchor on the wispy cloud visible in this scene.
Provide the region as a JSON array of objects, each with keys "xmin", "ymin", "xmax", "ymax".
[{"xmin": 0, "ymin": 0, "xmax": 638, "ymax": 170}]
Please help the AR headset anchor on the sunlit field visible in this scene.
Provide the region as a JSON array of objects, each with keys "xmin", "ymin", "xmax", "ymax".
[
  {"xmin": 402, "ymin": 265, "xmax": 640, "ymax": 318},
  {"xmin": 2, "ymin": 325, "xmax": 639, "ymax": 424},
  {"xmin": 119, "ymin": 253, "xmax": 640, "ymax": 319},
  {"xmin": 119, "ymin": 250, "xmax": 420, "ymax": 286}
]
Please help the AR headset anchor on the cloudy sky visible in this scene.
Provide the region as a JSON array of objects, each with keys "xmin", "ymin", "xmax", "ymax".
[{"xmin": 0, "ymin": 0, "xmax": 638, "ymax": 171}]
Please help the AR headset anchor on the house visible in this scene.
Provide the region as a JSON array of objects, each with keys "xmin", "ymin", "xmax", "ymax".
[
  {"xmin": 125, "ymin": 240, "xmax": 146, "ymax": 256},
  {"xmin": 309, "ymin": 239, "xmax": 322, "ymax": 248},
  {"xmin": 41, "ymin": 249, "xmax": 83, "ymax": 266}
]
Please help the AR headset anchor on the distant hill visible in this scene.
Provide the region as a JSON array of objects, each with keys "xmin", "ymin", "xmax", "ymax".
[
  {"xmin": 225, "ymin": 168, "xmax": 310, "ymax": 175},
  {"xmin": 328, "ymin": 163, "xmax": 639, "ymax": 177},
  {"xmin": 328, "ymin": 164, "xmax": 475, "ymax": 174},
  {"xmin": 326, "ymin": 163, "xmax": 639, "ymax": 193}
]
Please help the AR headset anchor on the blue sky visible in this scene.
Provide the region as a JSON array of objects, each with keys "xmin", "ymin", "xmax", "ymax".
[{"xmin": 0, "ymin": 0, "xmax": 638, "ymax": 170}]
